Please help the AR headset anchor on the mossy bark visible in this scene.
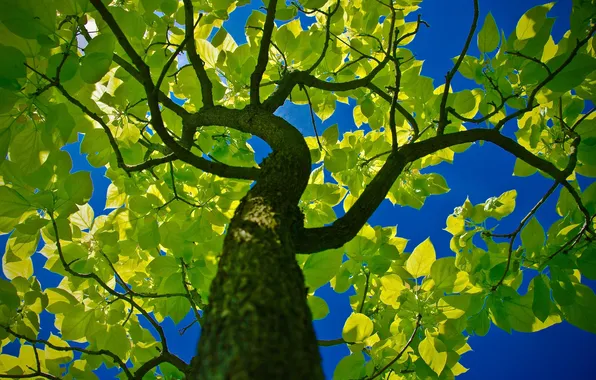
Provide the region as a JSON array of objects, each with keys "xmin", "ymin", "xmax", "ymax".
[{"xmin": 194, "ymin": 112, "xmax": 323, "ymax": 379}]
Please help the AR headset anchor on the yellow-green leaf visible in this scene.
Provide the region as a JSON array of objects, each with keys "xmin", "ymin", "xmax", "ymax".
[
  {"xmin": 342, "ymin": 312, "xmax": 373, "ymax": 342},
  {"xmin": 477, "ymin": 13, "xmax": 499, "ymax": 53},
  {"xmin": 406, "ymin": 238, "xmax": 435, "ymax": 278}
]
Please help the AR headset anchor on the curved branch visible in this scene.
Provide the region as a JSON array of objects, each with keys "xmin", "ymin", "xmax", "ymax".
[
  {"xmin": 182, "ymin": 0, "xmax": 214, "ymax": 107},
  {"xmin": 306, "ymin": 1, "xmax": 341, "ymax": 73},
  {"xmin": 366, "ymin": 314, "xmax": 422, "ymax": 380},
  {"xmin": 250, "ymin": 0, "xmax": 278, "ymax": 105},
  {"xmin": 367, "ymin": 83, "xmax": 419, "ymax": 138},
  {"xmin": 493, "ymin": 24, "xmax": 596, "ymax": 132},
  {"xmin": 262, "ymin": 5, "xmax": 398, "ymax": 112},
  {"xmin": 48, "ymin": 212, "xmax": 170, "ymax": 354},
  {"xmin": 126, "ymin": 154, "xmax": 177, "ymax": 172},
  {"xmin": 294, "ymin": 128, "xmax": 572, "ymax": 253},
  {"xmin": 133, "ymin": 352, "xmax": 189, "ymax": 380},
  {"xmin": 112, "ymin": 54, "xmax": 188, "ymax": 117},
  {"xmin": 91, "ymin": 1, "xmax": 257, "ymax": 180},
  {"xmin": 0, "ymin": 325, "xmax": 134, "ymax": 380},
  {"xmin": 437, "ymin": 0, "xmax": 479, "ymax": 135},
  {"xmin": 89, "ymin": 0, "xmax": 147, "ymax": 74},
  {"xmin": 489, "ymin": 182, "xmax": 558, "ymax": 290}
]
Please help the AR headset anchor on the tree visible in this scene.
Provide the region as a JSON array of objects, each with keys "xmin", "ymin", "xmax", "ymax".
[{"xmin": 0, "ymin": 0, "xmax": 595, "ymax": 378}]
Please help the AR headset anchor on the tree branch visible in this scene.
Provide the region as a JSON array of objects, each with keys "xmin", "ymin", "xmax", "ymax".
[
  {"xmin": 437, "ymin": 0, "xmax": 479, "ymax": 135},
  {"xmin": 367, "ymin": 83, "xmax": 419, "ymax": 138},
  {"xmin": 48, "ymin": 212, "xmax": 170, "ymax": 354},
  {"xmin": 132, "ymin": 352, "xmax": 189, "ymax": 380},
  {"xmin": 366, "ymin": 313, "xmax": 422, "ymax": 380},
  {"xmin": 318, "ymin": 338, "xmax": 350, "ymax": 347},
  {"xmin": 306, "ymin": 1, "xmax": 341, "ymax": 73},
  {"xmin": 182, "ymin": 0, "xmax": 214, "ymax": 107},
  {"xmin": 91, "ymin": 0, "xmax": 259, "ymax": 181},
  {"xmin": 261, "ymin": 4, "xmax": 398, "ymax": 112},
  {"xmin": 489, "ymin": 183, "xmax": 558, "ymax": 290},
  {"xmin": 250, "ymin": 0, "xmax": 278, "ymax": 105},
  {"xmin": 294, "ymin": 128, "xmax": 572, "ymax": 253},
  {"xmin": 493, "ymin": 24, "xmax": 596, "ymax": 131},
  {"xmin": 0, "ymin": 325, "xmax": 134, "ymax": 380}
]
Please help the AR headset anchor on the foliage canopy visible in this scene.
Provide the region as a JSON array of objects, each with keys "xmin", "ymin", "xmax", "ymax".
[{"xmin": 0, "ymin": 0, "xmax": 595, "ymax": 379}]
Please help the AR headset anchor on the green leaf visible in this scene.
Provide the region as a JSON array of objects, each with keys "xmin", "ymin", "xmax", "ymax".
[
  {"xmin": 520, "ymin": 217, "xmax": 544, "ymax": 257},
  {"xmin": 515, "ymin": 3, "xmax": 554, "ymax": 41},
  {"xmin": 419, "ymin": 331, "xmax": 447, "ymax": 375},
  {"xmin": 550, "ymin": 269, "xmax": 575, "ymax": 306},
  {"xmin": 322, "ymin": 124, "xmax": 339, "ymax": 146},
  {"xmin": 379, "ymin": 274, "xmax": 404, "ymax": 308},
  {"xmin": 425, "ymin": 173, "xmax": 449, "ymax": 195},
  {"xmin": 578, "ymin": 247, "xmax": 596, "ymax": 280},
  {"xmin": 302, "ymin": 248, "xmax": 343, "ymax": 290},
  {"xmin": 303, "ymin": 0, "xmax": 328, "ymax": 9},
  {"xmin": 333, "ymin": 352, "xmax": 365, "ymax": 380},
  {"xmin": 102, "ymin": 325, "xmax": 131, "ymax": 358},
  {"xmin": 545, "ymin": 53, "xmax": 596, "ymax": 93},
  {"xmin": 147, "ymin": 255, "xmax": 180, "ymax": 278},
  {"xmin": 405, "ymin": 237, "xmax": 435, "ymax": 278},
  {"xmin": 9, "ymin": 125, "xmax": 49, "ymax": 174},
  {"xmin": 513, "ymin": 158, "xmax": 537, "ymax": 177},
  {"xmin": 467, "ymin": 308, "xmax": 490, "ymax": 336},
  {"xmin": 61, "ymin": 305, "xmax": 94, "ymax": 340},
  {"xmin": 485, "ymin": 190, "xmax": 517, "ymax": 220},
  {"xmin": 531, "ymin": 275, "xmax": 550, "ymax": 322},
  {"xmin": 560, "ymin": 283, "xmax": 596, "ymax": 334},
  {"xmin": 367, "ymin": 255, "xmax": 391, "ymax": 275},
  {"xmin": 0, "ymin": 279, "xmax": 20, "ymax": 310},
  {"xmin": 63, "ymin": 172, "xmax": 93, "ymax": 205},
  {"xmin": 324, "ymin": 148, "xmax": 348, "ymax": 173},
  {"xmin": 0, "ymin": 186, "xmax": 31, "ymax": 218},
  {"xmin": 477, "ymin": 13, "xmax": 499, "ymax": 53},
  {"xmin": 160, "ymin": 0, "xmax": 178, "ymax": 14},
  {"xmin": 360, "ymin": 97, "xmax": 375, "ymax": 118},
  {"xmin": 342, "ymin": 312, "xmax": 373, "ymax": 343},
  {"xmin": 431, "ymin": 257, "xmax": 459, "ymax": 291},
  {"xmin": 307, "ymin": 295, "xmax": 329, "ymax": 320},
  {"xmin": 69, "ymin": 204, "xmax": 94, "ymax": 231},
  {"xmin": 46, "ymin": 53, "xmax": 78, "ymax": 81},
  {"xmin": 45, "ymin": 334, "xmax": 74, "ymax": 371},
  {"xmin": 0, "ymin": 44, "xmax": 26, "ymax": 90},
  {"xmin": 5, "ymin": 230, "xmax": 39, "ymax": 260},
  {"xmin": 86, "ymin": 33, "xmax": 116, "ymax": 55},
  {"xmin": 80, "ymin": 53, "xmax": 112, "ymax": 84},
  {"xmin": 137, "ymin": 216, "xmax": 160, "ymax": 250}
]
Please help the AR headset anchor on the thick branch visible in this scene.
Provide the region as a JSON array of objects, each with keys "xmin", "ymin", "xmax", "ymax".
[
  {"xmin": 250, "ymin": 0, "xmax": 278, "ymax": 104},
  {"xmin": 89, "ymin": 0, "xmax": 148, "ymax": 75},
  {"xmin": 295, "ymin": 128, "xmax": 571, "ymax": 253},
  {"xmin": 133, "ymin": 352, "xmax": 189, "ymax": 380},
  {"xmin": 91, "ymin": 0, "xmax": 258, "ymax": 180}
]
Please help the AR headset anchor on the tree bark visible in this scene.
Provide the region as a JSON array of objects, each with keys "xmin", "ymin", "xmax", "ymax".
[{"xmin": 193, "ymin": 111, "xmax": 323, "ymax": 379}]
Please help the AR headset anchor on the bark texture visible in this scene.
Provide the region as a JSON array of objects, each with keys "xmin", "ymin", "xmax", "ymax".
[{"xmin": 194, "ymin": 111, "xmax": 323, "ymax": 379}]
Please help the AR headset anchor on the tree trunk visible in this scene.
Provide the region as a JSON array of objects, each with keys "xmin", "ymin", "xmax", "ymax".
[{"xmin": 194, "ymin": 111, "xmax": 323, "ymax": 379}]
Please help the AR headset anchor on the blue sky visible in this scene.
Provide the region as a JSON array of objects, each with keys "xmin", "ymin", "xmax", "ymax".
[{"xmin": 2, "ymin": 0, "xmax": 595, "ymax": 379}]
